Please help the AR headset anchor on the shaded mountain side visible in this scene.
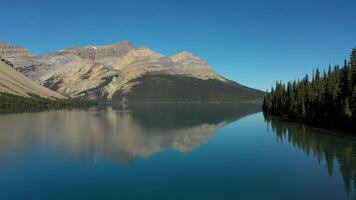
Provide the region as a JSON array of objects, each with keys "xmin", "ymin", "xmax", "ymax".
[{"xmin": 112, "ymin": 74, "xmax": 265, "ymax": 103}]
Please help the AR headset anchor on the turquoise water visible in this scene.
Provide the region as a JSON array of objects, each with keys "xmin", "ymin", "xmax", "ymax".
[{"xmin": 0, "ymin": 104, "xmax": 354, "ymax": 200}]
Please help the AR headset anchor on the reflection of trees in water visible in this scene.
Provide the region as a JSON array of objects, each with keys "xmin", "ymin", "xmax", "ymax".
[{"xmin": 264, "ymin": 114, "xmax": 356, "ymax": 199}]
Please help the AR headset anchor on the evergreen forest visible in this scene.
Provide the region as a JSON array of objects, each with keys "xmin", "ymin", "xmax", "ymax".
[{"xmin": 263, "ymin": 49, "xmax": 356, "ymax": 131}]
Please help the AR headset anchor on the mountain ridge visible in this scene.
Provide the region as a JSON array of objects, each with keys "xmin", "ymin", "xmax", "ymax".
[{"xmin": 0, "ymin": 41, "xmax": 265, "ymax": 103}]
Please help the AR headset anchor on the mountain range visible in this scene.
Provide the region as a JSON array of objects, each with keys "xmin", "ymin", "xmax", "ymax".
[{"xmin": 0, "ymin": 41, "xmax": 264, "ymax": 103}]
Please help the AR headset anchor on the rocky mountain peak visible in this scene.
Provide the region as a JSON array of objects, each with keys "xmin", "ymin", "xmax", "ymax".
[
  {"xmin": 112, "ymin": 40, "xmax": 133, "ymax": 48},
  {"xmin": 171, "ymin": 51, "xmax": 200, "ymax": 62},
  {"xmin": 0, "ymin": 42, "xmax": 32, "ymax": 58},
  {"xmin": 170, "ymin": 51, "xmax": 212, "ymax": 71},
  {"xmin": 131, "ymin": 47, "xmax": 163, "ymax": 58}
]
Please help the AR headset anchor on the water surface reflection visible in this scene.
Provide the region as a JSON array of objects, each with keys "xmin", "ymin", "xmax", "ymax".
[
  {"xmin": 265, "ymin": 114, "xmax": 356, "ymax": 199},
  {"xmin": 0, "ymin": 104, "xmax": 260, "ymax": 164}
]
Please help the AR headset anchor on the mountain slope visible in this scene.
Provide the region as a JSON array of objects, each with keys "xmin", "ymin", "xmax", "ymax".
[
  {"xmin": 0, "ymin": 57, "xmax": 65, "ymax": 99},
  {"xmin": 112, "ymin": 73, "xmax": 264, "ymax": 103}
]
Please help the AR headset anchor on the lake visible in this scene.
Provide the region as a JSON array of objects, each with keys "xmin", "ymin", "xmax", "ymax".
[{"xmin": 0, "ymin": 104, "xmax": 355, "ymax": 200}]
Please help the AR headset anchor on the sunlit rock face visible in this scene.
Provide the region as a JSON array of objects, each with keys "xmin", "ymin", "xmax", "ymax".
[
  {"xmin": 4, "ymin": 41, "xmax": 264, "ymax": 102},
  {"xmin": 0, "ymin": 57, "xmax": 65, "ymax": 99},
  {"xmin": 0, "ymin": 104, "xmax": 260, "ymax": 164},
  {"xmin": 169, "ymin": 51, "xmax": 225, "ymax": 81}
]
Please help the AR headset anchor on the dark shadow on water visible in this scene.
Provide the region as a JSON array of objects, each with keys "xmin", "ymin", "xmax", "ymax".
[
  {"xmin": 124, "ymin": 103, "xmax": 261, "ymax": 130},
  {"xmin": 264, "ymin": 113, "xmax": 356, "ymax": 199}
]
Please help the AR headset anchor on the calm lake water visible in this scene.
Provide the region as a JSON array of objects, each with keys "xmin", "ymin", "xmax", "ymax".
[{"xmin": 0, "ymin": 104, "xmax": 355, "ymax": 200}]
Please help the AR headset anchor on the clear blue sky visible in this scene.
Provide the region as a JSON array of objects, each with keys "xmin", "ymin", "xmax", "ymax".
[{"xmin": 1, "ymin": 0, "xmax": 355, "ymax": 91}]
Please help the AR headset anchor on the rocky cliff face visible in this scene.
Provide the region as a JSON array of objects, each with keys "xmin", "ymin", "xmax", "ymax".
[
  {"xmin": 59, "ymin": 41, "xmax": 134, "ymax": 60},
  {"xmin": 4, "ymin": 41, "xmax": 264, "ymax": 102},
  {"xmin": 0, "ymin": 56, "xmax": 65, "ymax": 99}
]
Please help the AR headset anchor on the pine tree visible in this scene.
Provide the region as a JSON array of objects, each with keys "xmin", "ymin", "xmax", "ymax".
[
  {"xmin": 342, "ymin": 97, "xmax": 352, "ymax": 119},
  {"xmin": 351, "ymin": 48, "xmax": 356, "ymax": 86},
  {"xmin": 351, "ymin": 86, "xmax": 356, "ymax": 115}
]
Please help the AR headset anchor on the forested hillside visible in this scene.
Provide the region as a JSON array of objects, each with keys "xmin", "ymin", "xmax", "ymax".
[
  {"xmin": 112, "ymin": 74, "xmax": 265, "ymax": 103},
  {"xmin": 0, "ymin": 92, "xmax": 95, "ymax": 111},
  {"xmin": 263, "ymin": 49, "xmax": 356, "ymax": 131}
]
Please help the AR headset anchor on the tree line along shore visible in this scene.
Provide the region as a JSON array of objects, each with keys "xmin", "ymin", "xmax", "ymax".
[{"xmin": 263, "ymin": 49, "xmax": 356, "ymax": 132}]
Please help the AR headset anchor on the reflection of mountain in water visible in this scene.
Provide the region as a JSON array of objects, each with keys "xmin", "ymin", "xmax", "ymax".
[
  {"xmin": 264, "ymin": 114, "xmax": 356, "ymax": 199},
  {"xmin": 0, "ymin": 104, "xmax": 260, "ymax": 164},
  {"xmin": 127, "ymin": 103, "xmax": 261, "ymax": 129}
]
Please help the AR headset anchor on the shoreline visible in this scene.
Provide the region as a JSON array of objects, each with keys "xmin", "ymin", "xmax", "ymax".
[{"xmin": 264, "ymin": 113, "xmax": 356, "ymax": 140}]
